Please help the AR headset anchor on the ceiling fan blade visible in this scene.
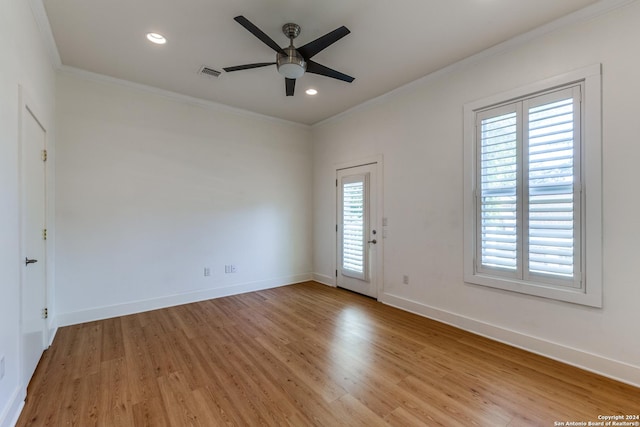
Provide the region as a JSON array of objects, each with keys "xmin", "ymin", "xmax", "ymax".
[
  {"xmin": 285, "ymin": 78, "xmax": 296, "ymax": 96},
  {"xmin": 234, "ymin": 16, "xmax": 285, "ymax": 54},
  {"xmin": 223, "ymin": 62, "xmax": 276, "ymax": 72},
  {"xmin": 306, "ymin": 60, "xmax": 355, "ymax": 83},
  {"xmin": 297, "ymin": 26, "xmax": 350, "ymax": 60}
]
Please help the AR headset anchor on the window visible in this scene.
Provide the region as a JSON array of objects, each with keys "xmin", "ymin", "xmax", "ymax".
[
  {"xmin": 464, "ymin": 65, "xmax": 602, "ymax": 307},
  {"xmin": 477, "ymin": 86, "xmax": 581, "ymax": 285}
]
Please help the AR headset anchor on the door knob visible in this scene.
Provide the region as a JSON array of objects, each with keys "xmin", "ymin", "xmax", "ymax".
[
  {"xmin": 368, "ymin": 239, "xmax": 377, "ymax": 244},
  {"xmin": 25, "ymin": 257, "xmax": 38, "ymax": 266}
]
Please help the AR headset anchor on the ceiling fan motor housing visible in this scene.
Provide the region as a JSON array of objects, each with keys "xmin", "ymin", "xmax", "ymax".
[{"xmin": 277, "ymin": 47, "xmax": 306, "ymax": 79}]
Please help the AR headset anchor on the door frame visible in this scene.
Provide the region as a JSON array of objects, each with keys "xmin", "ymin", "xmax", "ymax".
[
  {"xmin": 18, "ymin": 85, "xmax": 50, "ymax": 389},
  {"xmin": 335, "ymin": 155, "xmax": 384, "ymax": 299}
]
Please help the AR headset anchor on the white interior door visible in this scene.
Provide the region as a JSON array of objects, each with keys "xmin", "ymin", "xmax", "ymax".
[
  {"xmin": 21, "ymin": 101, "xmax": 47, "ymax": 388},
  {"xmin": 337, "ymin": 163, "xmax": 380, "ymax": 298}
]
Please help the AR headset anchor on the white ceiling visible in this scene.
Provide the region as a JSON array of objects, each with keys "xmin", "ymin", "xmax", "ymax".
[{"xmin": 41, "ymin": 0, "xmax": 603, "ymax": 125}]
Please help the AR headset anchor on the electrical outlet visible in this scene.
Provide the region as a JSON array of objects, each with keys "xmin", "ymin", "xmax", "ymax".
[
  {"xmin": 224, "ymin": 264, "xmax": 237, "ymax": 274},
  {"xmin": 204, "ymin": 267, "xmax": 211, "ymax": 277},
  {"xmin": 402, "ymin": 275, "xmax": 409, "ymax": 285},
  {"xmin": 0, "ymin": 355, "xmax": 5, "ymax": 380}
]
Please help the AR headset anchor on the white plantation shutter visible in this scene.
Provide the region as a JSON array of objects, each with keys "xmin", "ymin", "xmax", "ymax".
[
  {"xmin": 525, "ymin": 88, "xmax": 581, "ymax": 284},
  {"xmin": 341, "ymin": 174, "xmax": 369, "ymax": 280},
  {"xmin": 478, "ymin": 108, "xmax": 519, "ymax": 276},
  {"xmin": 475, "ymin": 85, "xmax": 581, "ymax": 287}
]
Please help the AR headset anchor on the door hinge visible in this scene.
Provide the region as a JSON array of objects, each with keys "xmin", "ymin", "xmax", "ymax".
[
  {"xmin": 42, "ymin": 307, "xmax": 48, "ymax": 319},
  {"xmin": 42, "ymin": 228, "xmax": 47, "ymax": 240},
  {"xmin": 336, "ymin": 224, "xmax": 338, "ymax": 232},
  {"xmin": 336, "ymin": 179, "xmax": 338, "ymax": 187},
  {"xmin": 41, "ymin": 149, "xmax": 48, "ymax": 162},
  {"xmin": 335, "ymin": 269, "xmax": 338, "ymax": 277}
]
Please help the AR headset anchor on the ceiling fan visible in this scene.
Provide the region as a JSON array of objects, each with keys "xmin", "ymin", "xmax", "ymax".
[{"xmin": 223, "ymin": 16, "xmax": 355, "ymax": 96}]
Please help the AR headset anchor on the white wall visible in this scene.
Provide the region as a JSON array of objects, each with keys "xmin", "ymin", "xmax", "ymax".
[
  {"xmin": 55, "ymin": 72, "xmax": 312, "ymax": 324},
  {"xmin": 312, "ymin": 2, "xmax": 640, "ymax": 386},
  {"xmin": 0, "ymin": 1, "xmax": 56, "ymax": 426}
]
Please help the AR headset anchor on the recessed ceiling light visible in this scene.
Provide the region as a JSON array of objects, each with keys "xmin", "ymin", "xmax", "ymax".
[
  {"xmin": 306, "ymin": 89, "xmax": 318, "ymax": 96},
  {"xmin": 146, "ymin": 33, "xmax": 167, "ymax": 45}
]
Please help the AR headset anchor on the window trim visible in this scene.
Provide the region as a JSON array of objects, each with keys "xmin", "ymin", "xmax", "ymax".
[{"xmin": 463, "ymin": 64, "xmax": 602, "ymax": 308}]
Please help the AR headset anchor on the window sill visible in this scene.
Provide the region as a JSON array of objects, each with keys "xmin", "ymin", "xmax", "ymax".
[{"xmin": 464, "ymin": 272, "xmax": 602, "ymax": 308}]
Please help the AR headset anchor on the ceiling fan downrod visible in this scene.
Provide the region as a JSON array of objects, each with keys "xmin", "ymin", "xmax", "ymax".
[{"xmin": 277, "ymin": 23, "xmax": 306, "ymax": 79}]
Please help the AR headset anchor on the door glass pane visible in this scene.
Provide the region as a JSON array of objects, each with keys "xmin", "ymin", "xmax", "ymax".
[{"xmin": 342, "ymin": 177, "xmax": 366, "ymax": 277}]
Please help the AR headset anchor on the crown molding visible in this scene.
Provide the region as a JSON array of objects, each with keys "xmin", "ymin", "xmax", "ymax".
[
  {"xmin": 312, "ymin": 0, "xmax": 637, "ymax": 129},
  {"xmin": 29, "ymin": 0, "xmax": 61, "ymax": 68}
]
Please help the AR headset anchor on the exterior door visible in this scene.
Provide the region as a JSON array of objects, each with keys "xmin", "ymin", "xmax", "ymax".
[
  {"xmin": 337, "ymin": 163, "xmax": 379, "ymax": 298},
  {"xmin": 21, "ymin": 100, "xmax": 47, "ymax": 388}
]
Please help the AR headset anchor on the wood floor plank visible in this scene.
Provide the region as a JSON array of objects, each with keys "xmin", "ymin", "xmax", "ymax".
[
  {"xmin": 385, "ymin": 406, "xmax": 434, "ymax": 427},
  {"xmin": 398, "ymin": 374, "xmax": 511, "ymax": 426},
  {"xmin": 187, "ymin": 342, "xmax": 254, "ymax": 426},
  {"xmin": 53, "ymin": 376, "xmax": 84, "ymax": 426},
  {"xmin": 16, "ymin": 281, "xmax": 640, "ymax": 426},
  {"xmin": 255, "ymin": 334, "xmax": 349, "ymax": 403},
  {"xmin": 157, "ymin": 372, "xmax": 221, "ymax": 426},
  {"xmin": 287, "ymin": 332, "xmax": 414, "ymax": 418},
  {"xmin": 329, "ymin": 394, "xmax": 389, "ymax": 427},
  {"xmin": 68, "ymin": 322, "xmax": 102, "ymax": 380},
  {"xmin": 101, "ymin": 316, "xmax": 125, "ymax": 362},
  {"xmin": 76, "ymin": 371, "xmax": 100, "ymax": 426},
  {"xmin": 98, "ymin": 357, "xmax": 134, "ymax": 426},
  {"xmin": 131, "ymin": 397, "xmax": 170, "ymax": 427},
  {"xmin": 121, "ymin": 314, "xmax": 163, "ymax": 405},
  {"xmin": 192, "ymin": 328, "xmax": 290, "ymax": 425}
]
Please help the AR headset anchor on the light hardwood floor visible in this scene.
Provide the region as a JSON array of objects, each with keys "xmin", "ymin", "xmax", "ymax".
[{"xmin": 17, "ymin": 281, "xmax": 639, "ymax": 426}]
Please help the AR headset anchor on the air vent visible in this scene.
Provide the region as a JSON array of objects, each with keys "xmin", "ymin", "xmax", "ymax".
[{"xmin": 199, "ymin": 66, "xmax": 221, "ymax": 78}]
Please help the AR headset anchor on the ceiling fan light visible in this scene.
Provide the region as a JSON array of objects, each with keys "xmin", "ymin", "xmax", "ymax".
[
  {"xmin": 278, "ymin": 63, "xmax": 305, "ymax": 79},
  {"xmin": 277, "ymin": 47, "xmax": 306, "ymax": 79}
]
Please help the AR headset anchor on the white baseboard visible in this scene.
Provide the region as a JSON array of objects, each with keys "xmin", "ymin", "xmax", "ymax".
[
  {"xmin": 381, "ymin": 292, "xmax": 640, "ymax": 388},
  {"xmin": 57, "ymin": 274, "xmax": 312, "ymax": 326},
  {"xmin": 0, "ymin": 386, "xmax": 25, "ymax": 427},
  {"xmin": 312, "ymin": 273, "xmax": 335, "ymax": 287},
  {"xmin": 47, "ymin": 318, "xmax": 58, "ymax": 348}
]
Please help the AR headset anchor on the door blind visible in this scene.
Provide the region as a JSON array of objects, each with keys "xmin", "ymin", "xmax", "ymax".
[{"xmin": 342, "ymin": 174, "xmax": 368, "ymax": 279}]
